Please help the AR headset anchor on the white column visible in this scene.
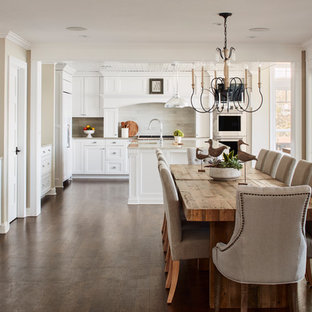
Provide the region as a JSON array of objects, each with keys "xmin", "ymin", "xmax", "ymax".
[{"xmin": 27, "ymin": 61, "xmax": 41, "ymax": 216}]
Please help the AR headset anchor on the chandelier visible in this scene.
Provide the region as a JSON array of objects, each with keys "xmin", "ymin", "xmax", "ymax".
[{"xmin": 190, "ymin": 13, "xmax": 263, "ymax": 113}]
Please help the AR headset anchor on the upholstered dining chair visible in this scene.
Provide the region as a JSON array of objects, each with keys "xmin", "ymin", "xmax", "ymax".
[
  {"xmin": 159, "ymin": 163, "xmax": 210, "ymax": 304},
  {"xmin": 261, "ymin": 150, "xmax": 282, "ymax": 177},
  {"xmin": 291, "ymin": 160, "xmax": 312, "ymax": 186},
  {"xmin": 255, "ymin": 149, "xmax": 269, "ymax": 170},
  {"xmin": 213, "ymin": 185, "xmax": 311, "ymax": 312},
  {"xmin": 275, "ymin": 155, "xmax": 296, "ymax": 185}
]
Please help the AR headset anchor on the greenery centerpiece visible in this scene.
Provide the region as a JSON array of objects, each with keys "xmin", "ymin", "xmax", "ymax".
[
  {"xmin": 173, "ymin": 129, "xmax": 184, "ymax": 144},
  {"xmin": 208, "ymin": 151, "xmax": 243, "ymax": 181}
]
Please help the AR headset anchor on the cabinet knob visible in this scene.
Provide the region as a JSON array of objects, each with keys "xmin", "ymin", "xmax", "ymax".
[
  {"xmin": 92, "ymin": 141, "xmax": 97, "ymax": 144},
  {"xmin": 112, "ymin": 166, "xmax": 116, "ymax": 169},
  {"xmin": 112, "ymin": 152, "xmax": 116, "ymax": 155},
  {"xmin": 112, "ymin": 141, "xmax": 116, "ymax": 144}
]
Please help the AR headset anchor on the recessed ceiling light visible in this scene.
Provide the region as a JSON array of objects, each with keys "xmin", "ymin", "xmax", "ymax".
[
  {"xmin": 249, "ymin": 27, "xmax": 270, "ymax": 32},
  {"xmin": 66, "ymin": 26, "xmax": 87, "ymax": 31},
  {"xmin": 247, "ymin": 35, "xmax": 256, "ymax": 39},
  {"xmin": 212, "ymin": 22, "xmax": 222, "ymax": 26}
]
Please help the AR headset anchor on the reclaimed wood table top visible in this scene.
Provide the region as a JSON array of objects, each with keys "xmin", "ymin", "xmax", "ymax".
[
  {"xmin": 175, "ymin": 178, "xmax": 312, "ymax": 222},
  {"xmin": 170, "ymin": 164, "xmax": 273, "ymax": 181}
]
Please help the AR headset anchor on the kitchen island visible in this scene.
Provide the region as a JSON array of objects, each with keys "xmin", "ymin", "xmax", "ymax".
[{"xmin": 128, "ymin": 138, "xmax": 220, "ymax": 204}]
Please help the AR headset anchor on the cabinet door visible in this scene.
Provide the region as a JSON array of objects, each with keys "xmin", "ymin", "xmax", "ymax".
[
  {"xmin": 84, "ymin": 145, "xmax": 105, "ymax": 174},
  {"xmin": 104, "ymin": 108, "xmax": 118, "ymax": 138},
  {"xmin": 84, "ymin": 77, "xmax": 100, "ymax": 117},
  {"xmin": 72, "ymin": 77, "xmax": 84, "ymax": 117}
]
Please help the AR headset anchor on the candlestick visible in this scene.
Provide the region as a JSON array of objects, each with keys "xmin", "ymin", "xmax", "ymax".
[
  {"xmin": 258, "ymin": 65, "xmax": 261, "ymax": 85},
  {"xmin": 244, "ymin": 69, "xmax": 248, "ymax": 88},
  {"xmin": 201, "ymin": 66, "xmax": 204, "ymax": 88},
  {"xmin": 214, "ymin": 70, "xmax": 217, "ymax": 89},
  {"xmin": 192, "ymin": 68, "xmax": 195, "ymax": 89}
]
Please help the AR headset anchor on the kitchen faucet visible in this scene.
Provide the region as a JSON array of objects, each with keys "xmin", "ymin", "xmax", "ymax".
[{"xmin": 148, "ymin": 118, "xmax": 163, "ymax": 144}]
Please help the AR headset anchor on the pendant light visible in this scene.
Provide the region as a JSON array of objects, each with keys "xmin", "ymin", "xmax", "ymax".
[{"xmin": 165, "ymin": 63, "xmax": 187, "ymax": 108}]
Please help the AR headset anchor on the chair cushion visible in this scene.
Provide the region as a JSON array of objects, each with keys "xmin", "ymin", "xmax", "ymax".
[
  {"xmin": 262, "ymin": 151, "xmax": 282, "ymax": 177},
  {"xmin": 255, "ymin": 149, "xmax": 268, "ymax": 170}
]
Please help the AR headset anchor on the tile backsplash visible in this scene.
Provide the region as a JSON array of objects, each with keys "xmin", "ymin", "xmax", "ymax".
[
  {"xmin": 72, "ymin": 117, "xmax": 104, "ymax": 137},
  {"xmin": 118, "ymin": 103, "xmax": 196, "ymax": 137}
]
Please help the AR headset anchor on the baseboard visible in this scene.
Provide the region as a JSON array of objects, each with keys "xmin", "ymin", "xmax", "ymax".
[
  {"xmin": 26, "ymin": 206, "xmax": 41, "ymax": 217},
  {"xmin": 0, "ymin": 222, "xmax": 10, "ymax": 234},
  {"xmin": 46, "ymin": 187, "xmax": 57, "ymax": 196}
]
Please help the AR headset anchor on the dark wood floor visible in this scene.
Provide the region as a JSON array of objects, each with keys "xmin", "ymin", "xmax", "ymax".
[{"xmin": 1, "ymin": 180, "xmax": 312, "ymax": 311}]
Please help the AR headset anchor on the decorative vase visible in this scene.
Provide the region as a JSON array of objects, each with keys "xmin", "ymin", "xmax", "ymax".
[
  {"xmin": 84, "ymin": 130, "xmax": 95, "ymax": 138},
  {"xmin": 121, "ymin": 128, "xmax": 129, "ymax": 138},
  {"xmin": 174, "ymin": 136, "xmax": 182, "ymax": 144},
  {"xmin": 209, "ymin": 167, "xmax": 241, "ymax": 181}
]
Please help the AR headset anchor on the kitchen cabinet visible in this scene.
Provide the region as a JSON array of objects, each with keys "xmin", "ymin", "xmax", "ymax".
[
  {"xmin": 72, "ymin": 139, "xmax": 129, "ymax": 176},
  {"xmin": 104, "ymin": 108, "xmax": 118, "ymax": 138},
  {"xmin": 41, "ymin": 145, "xmax": 52, "ymax": 197},
  {"xmin": 72, "ymin": 76, "xmax": 100, "ymax": 117}
]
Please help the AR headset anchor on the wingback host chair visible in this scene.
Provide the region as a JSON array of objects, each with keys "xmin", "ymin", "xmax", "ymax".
[
  {"xmin": 159, "ymin": 163, "xmax": 210, "ymax": 304},
  {"xmin": 261, "ymin": 150, "xmax": 282, "ymax": 177},
  {"xmin": 275, "ymin": 155, "xmax": 296, "ymax": 185},
  {"xmin": 213, "ymin": 185, "xmax": 311, "ymax": 312},
  {"xmin": 291, "ymin": 160, "xmax": 312, "ymax": 186},
  {"xmin": 255, "ymin": 149, "xmax": 269, "ymax": 170}
]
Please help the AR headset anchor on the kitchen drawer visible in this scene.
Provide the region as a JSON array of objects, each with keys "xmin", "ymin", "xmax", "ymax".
[
  {"xmin": 83, "ymin": 140, "xmax": 106, "ymax": 147},
  {"xmin": 41, "ymin": 172, "xmax": 51, "ymax": 196},
  {"xmin": 106, "ymin": 139, "xmax": 127, "ymax": 147},
  {"xmin": 106, "ymin": 147, "xmax": 125, "ymax": 160},
  {"xmin": 42, "ymin": 156, "xmax": 52, "ymax": 175},
  {"xmin": 106, "ymin": 161, "xmax": 124, "ymax": 174},
  {"xmin": 41, "ymin": 145, "xmax": 52, "ymax": 156}
]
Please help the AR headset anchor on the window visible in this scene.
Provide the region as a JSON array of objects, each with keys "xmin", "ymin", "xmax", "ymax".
[{"xmin": 271, "ymin": 64, "xmax": 292, "ymax": 152}]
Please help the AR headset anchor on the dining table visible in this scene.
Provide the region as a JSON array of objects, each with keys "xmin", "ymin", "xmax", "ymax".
[{"xmin": 170, "ymin": 164, "xmax": 312, "ymax": 310}]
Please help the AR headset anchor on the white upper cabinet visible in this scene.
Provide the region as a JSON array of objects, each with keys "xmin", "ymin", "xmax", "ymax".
[
  {"xmin": 72, "ymin": 76, "xmax": 100, "ymax": 117},
  {"xmin": 104, "ymin": 108, "xmax": 118, "ymax": 138}
]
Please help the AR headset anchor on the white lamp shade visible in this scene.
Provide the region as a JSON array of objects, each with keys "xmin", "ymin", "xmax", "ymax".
[{"xmin": 164, "ymin": 95, "xmax": 187, "ymax": 108}]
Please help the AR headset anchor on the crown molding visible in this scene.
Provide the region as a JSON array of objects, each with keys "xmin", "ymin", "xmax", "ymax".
[
  {"xmin": 0, "ymin": 31, "xmax": 31, "ymax": 50},
  {"xmin": 302, "ymin": 37, "xmax": 312, "ymax": 49}
]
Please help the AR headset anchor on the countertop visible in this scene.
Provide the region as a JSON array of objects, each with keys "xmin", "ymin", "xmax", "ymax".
[
  {"xmin": 72, "ymin": 137, "xmax": 130, "ymax": 140},
  {"xmin": 128, "ymin": 138, "xmax": 225, "ymax": 150}
]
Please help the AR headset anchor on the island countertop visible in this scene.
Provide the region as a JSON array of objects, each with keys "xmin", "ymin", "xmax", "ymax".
[{"xmin": 128, "ymin": 138, "xmax": 226, "ymax": 150}]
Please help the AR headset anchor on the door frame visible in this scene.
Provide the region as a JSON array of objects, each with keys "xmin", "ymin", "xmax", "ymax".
[{"xmin": 7, "ymin": 56, "xmax": 27, "ymax": 220}]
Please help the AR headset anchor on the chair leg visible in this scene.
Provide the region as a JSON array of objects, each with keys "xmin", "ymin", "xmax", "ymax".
[
  {"xmin": 214, "ymin": 268, "xmax": 222, "ymax": 312},
  {"xmin": 164, "ymin": 247, "xmax": 171, "ymax": 273},
  {"xmin": 165, "ymin": 256, "xmax": 173, "ymax": 289},
  {"xmin": 241, "ymin": 284, "xmax": 248, "ymax": 312},
  {"xmin": 287, "ymin": 283, "xmax": 298, "ymax": 312},
  {"xmin": 167, "ymin": 260, "xmax": 180, "ymax": 304},
  {"xmin": 306, "ymin": 258, "xmax": 312, "ymax": 287}
]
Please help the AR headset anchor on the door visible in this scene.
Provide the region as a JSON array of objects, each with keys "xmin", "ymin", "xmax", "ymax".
[
  {"xmin": 104, "ymin": 108, "xmax": 118, "ymax": 137},
  {"xmin": 72, "ymin": 77, "xmax": 84, "ymax": 116},
  {"xmin": 63, "ymin": 92, "xmax": 72, "ymax": 181},
  {"xmin": 84, "ymin": 145, "xmax": 105, "ymax": 174},
  {"xmin": 8, "ymin": 63, "xmax": 18, "ymax": 222}
]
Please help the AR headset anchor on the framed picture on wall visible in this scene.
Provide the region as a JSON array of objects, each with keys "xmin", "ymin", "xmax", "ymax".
[{"xmin": 149, "ymin": 78, "xmax": 164, "ymax": 94}]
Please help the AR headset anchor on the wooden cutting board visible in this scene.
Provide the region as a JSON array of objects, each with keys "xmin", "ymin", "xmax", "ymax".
[{"xmin": 124, "ymin": 121, "xmax": 139, "ymax": 137}]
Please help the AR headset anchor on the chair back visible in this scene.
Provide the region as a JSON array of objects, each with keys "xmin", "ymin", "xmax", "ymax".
[
  {"xmin": 275, "ymin": 155, "xmax": 296, "ymax": 185},
  {"xmin": 291, "ymin": 160, "xmax": 312, "ymax": 186},
  {"xmin": 158, "ymin": 163, "xmax": 182, "ymax": 246},
  {"xmin": 217, "ymin": 185, "xmax": 310, "ymax": 284},
  {"xmin": 158, "ymin": 154, "xmax": 169, "ymax": 167},
  {"xmin": 255, "ymin": 149, "xmax": 269, "ymax": 170},
  {"xmin": 262, "ymin": 151, "xmax": 282, "ymax": 177}
]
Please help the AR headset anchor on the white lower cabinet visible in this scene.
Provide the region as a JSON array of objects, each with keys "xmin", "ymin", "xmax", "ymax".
[
  {"xmin": 41, "ymin": 145, "xmax": 52, "ymax": 197},
  {"xmin": 72, "ymin": 139, "xmax": 129, "ymax": 176}
]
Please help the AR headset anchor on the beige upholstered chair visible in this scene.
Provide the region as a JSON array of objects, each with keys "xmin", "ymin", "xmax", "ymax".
[
  {"xmin": 255, "ymin": 149, "xmax": 269, "ymax": 170},
  {"xmin": 213, "ymin": 185, "xmax": 311, "ymax": 312},
  {"xmin": 275, "ymin": 155, "xmax": 296, "ymax": 185},
  {"xmin": 261, "ymin": 150, "xmax": 282, "ymax": 177},
  {"xmin": 159, "ymin": 163, "xmax": 210, "ymax": 304},
  {"xmin": 291, "ymin": 160, "xmax": 312, "ymax": 186}
]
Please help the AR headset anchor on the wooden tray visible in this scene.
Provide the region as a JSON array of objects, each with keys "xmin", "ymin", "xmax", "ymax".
[{"xmin": 124, "ymin": 121, "xmax": 139, "ymax": 137}]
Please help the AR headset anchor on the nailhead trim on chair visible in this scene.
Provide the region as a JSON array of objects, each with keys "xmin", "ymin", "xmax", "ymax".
[{"xmin": 218, "ymin": 192, "xmax": 311, "ymax": 252}]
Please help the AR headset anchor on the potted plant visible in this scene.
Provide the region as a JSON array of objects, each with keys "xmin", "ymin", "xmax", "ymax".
[
  {"xmin": 173, "ymin": 129, "xmax": 184, "ymax": 144},
  {"xmin": 208, "ymin": 151, "xmax": 243, "ymax": 181},
  {"xmin": 83, "ymin": 125, "xmax": 95, "ymax": 138}
]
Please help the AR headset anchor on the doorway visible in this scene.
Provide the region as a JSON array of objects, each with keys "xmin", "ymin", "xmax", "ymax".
[{"xmin": 7, "ymin": 56, "xmax": 27, "ymax": 223}]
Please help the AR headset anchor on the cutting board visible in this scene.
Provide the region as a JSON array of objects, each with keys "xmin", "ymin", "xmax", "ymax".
[{"xmin": 124, "ymin": 121, "xmax": 139, "ymax": 137}]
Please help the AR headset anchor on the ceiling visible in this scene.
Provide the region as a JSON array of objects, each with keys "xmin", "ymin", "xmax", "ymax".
[{"xmin": 1, "ymin": 0, "xmax": 312, "ymax": 45}]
